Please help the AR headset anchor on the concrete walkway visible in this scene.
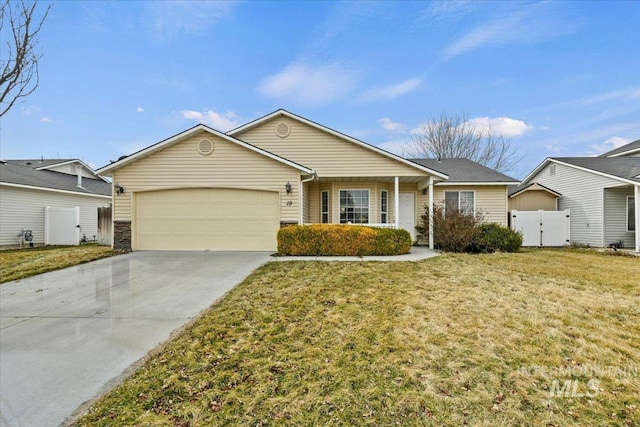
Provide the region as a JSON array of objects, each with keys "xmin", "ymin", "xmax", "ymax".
[
  {"xmin": 0, "ymin": 251, "xmax": 271, "ymax": 427},
  {"xmin": 271, "ymin": 245, "xmax": 439, "ymax": 262}
]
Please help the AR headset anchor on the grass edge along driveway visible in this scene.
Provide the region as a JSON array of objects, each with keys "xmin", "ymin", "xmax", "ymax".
[
  {"xmin": 76, "ymin": 249, "xmax": 639, "ymax": 426},
  {"xmin": 1, "ymin": 244, "xmax": 116, "ymax": 284}
]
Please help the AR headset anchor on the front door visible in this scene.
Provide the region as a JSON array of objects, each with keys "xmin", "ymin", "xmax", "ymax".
[{"xmin": 399, "ymin": 192, "xmax": 416, "ymax": 241}]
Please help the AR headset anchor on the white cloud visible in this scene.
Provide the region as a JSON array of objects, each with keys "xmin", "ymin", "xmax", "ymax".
[
  {"xmin": 420, "ymin": 0, "xmax": 476, "ymax": 21},
  {"xmin": 360, "ymin": 78, "xmax": 422, "ymax": 101},
  {"xmin": 182, "ymin": 110, "xmax": 203, "ymax": 120},
  {"xmin": 39, "ymin": 117, "xmax": 52, "ymax": 123},
  {"xmin": 258, "ymin": 62, "xmax": 356, "ymax": 107},
  {"xmin": 444, "ymin": 3, "xmax": 578, "ymax": 58},
  {"xmin": 545, "ymin": 144, "xmax": 561, "ymax": 153},
  {"xmin": 136, "ymin": 106, "xmax": 144, "ymax": 113},
  {"xmin": 146, "ymin": 1, "xmax": 234, "ymax": 40},
  {"xmin": 181, "ymin": 109, "xmax": 239, "ymax": 131},
  {"xmin": 577, "ymin": 86, "xmax": 640, "ymax": 106},
  {"xmin": 464, "ymin": 116, "xmax": 533, "ymax": 137},
  {"xmin": 589, "ymin": 136, "xmax": 630, "ymax": 156},
  {"xmin": 375, "ymin": 139, "xmax": 408, "ymax": 156},
  {"xmin": 378, "ymin": 118, "xmax": 407, "ymax": 133}
]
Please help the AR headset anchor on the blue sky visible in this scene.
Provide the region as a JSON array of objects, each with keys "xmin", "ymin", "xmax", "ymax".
[{"xmin": 1, "ymin": 0, "xmax": 639, "ymax": 178}]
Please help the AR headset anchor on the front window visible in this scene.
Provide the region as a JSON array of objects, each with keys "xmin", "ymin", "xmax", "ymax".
[
  {"xmin": 340, "ymin": 190, "xmax": 369, "ymax": 223},
  {"xmin": 444, "ymin": 191, "xmax": 475, "ymax": 215},
  {"xmin": 628, "ymin": 196, "xmax": 636, "ymax": 232},
  {"xmin": 321, "ymin": 191, "xmax": 329, "ymax": 223},
  {"xmin": 380, "ymin": 190, "xmax": 388, "ymax": 224}
]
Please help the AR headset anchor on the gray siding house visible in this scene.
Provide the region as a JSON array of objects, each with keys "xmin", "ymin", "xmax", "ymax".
[
  {"xmin": 0, "ymin": 159, "xmax": 112, "ymax": 246},
  {"xmin": 520, "ymin": 139, "xmax": 640, "ymax": 252}
]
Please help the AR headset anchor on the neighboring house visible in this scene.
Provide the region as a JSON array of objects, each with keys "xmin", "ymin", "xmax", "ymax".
[
  {"xmin": 411, "ymin": 158, "xmax": 519, "ymax": 226},
  {"xmin": 96, "ymin": 110, "xmax": 517, "ymax": 252},
  {"xmin": 0, "ymin": 159, "xmax": 112, "ymax": 247},
  {"xmin": 518, "ymin": 139, "xmax": 640, "ymax": 252}
]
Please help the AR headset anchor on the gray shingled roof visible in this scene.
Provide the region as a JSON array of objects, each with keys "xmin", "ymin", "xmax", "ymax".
[
  {"xmin": 598, "ymin": 139, "xmax": 640, "ymax": 157},
  {"xmin": 0, "ymin": 161, "xmax": 111, "ymax": 196},
  {"xmin": 508, "ymin": 182, "xmax": 562, "ymax": 197},
  {"xmin": 553, "ymin": 157, "xmax": 640, "ymax": 183},
  {"xmin": 410, "ymin": 158, "xmax": 519, "ymax": 183}
]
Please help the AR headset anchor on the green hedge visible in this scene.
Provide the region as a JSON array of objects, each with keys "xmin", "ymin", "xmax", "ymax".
[
  {"xmin": 277, "ymin": 224, "xmax": 412, "ymax": 256},
  {"xmin": 469, "ymin": 223, "xmax": 523, "ymax": 253}
]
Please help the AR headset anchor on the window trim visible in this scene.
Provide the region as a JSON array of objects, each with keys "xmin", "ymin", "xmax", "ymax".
[
  {"xmin": 321, "ymin": 190, "xmax": 329, "ymax": 223},
  {"xmin": 339, "ymin": 189, "xmax": 370, "ymax": 224},
  {"xmin": 444, "ymin": 190, "xmax": 476, "ymax": 215},
  {"xmin": 627, "ymin": 195, "xmax": 636, "ymax": 232},
  {"xmin": 380, "ymin": 190, "xmax": 388, "ymax": 224}
]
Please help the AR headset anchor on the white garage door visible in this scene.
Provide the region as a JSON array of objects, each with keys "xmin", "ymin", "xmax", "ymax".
[{"xmin": 135, "ymin": 188, "xmax": 280, "ymax": 251}]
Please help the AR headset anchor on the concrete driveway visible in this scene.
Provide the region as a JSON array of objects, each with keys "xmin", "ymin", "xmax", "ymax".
[{"xmin": 0, "ymin": 251, "xmax": 271, "ymax": 427}]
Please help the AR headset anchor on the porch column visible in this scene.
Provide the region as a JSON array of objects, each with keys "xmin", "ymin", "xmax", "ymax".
[
  {"xmin": 633, "ymin": 185, "xmax": 640, "ymax": 252},
  {"xmin": 428, "ymin": 176, "xmax": 434, "ymax": 250},
  {"xmin": 394, "ymin": 176, "xmax": 399, "ymax": 229}
]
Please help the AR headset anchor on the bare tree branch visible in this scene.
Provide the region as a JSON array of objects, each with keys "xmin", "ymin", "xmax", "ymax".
[
  {"xmin": 403, "ymin": 111, "xmax": 524, "ymax": 174},
  {"xmin": 0, "ymin": 0, "xmax": 51, "ymax": 117}
]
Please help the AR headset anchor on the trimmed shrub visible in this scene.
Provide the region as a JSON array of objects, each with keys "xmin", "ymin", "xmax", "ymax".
[
  {"xmin": 469, "ymin": 223, "xmax": 523, "ymax": 253},
  {"xmin": 277, "ymin": 224, "xmax": 411, "ymax": 256}
]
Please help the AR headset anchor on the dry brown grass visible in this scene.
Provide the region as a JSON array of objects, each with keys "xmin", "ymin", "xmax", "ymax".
[
  {"xmin": 0, "ymin": 244, "xmax": 116, "ymax": 283},
  {"xmin": 77, "ymin": 249, "xmax": 639, "ymax": 426}
]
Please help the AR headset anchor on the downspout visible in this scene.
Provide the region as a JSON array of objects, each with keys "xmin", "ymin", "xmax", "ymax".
[{"xmin": 299, "ymin": 171, "xmax": 318, "ymax": 225}]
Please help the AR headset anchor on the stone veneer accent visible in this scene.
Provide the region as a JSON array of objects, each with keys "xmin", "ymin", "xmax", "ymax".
[{"xmin": 113, "ymin": 220, "xmax": 132, "ymax": 250}]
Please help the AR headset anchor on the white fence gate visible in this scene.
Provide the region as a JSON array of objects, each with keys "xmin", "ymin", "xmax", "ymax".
[
  {"xmin": 45, "ymin": 206, "xmax": 80, "ymax": 245},
  {"xmin": 510, "ymin": 209, "xmax": 570, "ymax": 247}
]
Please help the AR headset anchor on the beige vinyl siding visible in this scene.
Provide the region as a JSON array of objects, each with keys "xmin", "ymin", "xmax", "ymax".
[
  {"xmin": 0, "ymin": 185, "xmax": 110, "ymax": 246},
  {"xmin": 303, "ymin": 181, "xmax": 312, "ymax": 224},
  {"xmin": 603, "ymin": 187, "xmax": 635, "ymax": 248},
  {"xmin": 433, "ymin": 185, "xmax": 509, "ymax": 226},
  {"xmin": 308, "ymin": 182, "xmax": 320, "ymax": 224},
  {"xmin": 509, "ymin": 190, "xmax": 558, "ymax": 211},
  {"xmin": 530, "ymin": 162, "xmax": 625, "ymax": 247},
  {"xmin": 235, "ymin": 116, "xmax": 429, "ymax": 178},
  {"xmin": 112, "ymin": 131, "xmax": 301, "ymax": 224}
]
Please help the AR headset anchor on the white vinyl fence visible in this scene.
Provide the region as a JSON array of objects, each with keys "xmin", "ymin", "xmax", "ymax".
[
  {"xmin": 45, "ymin": 206, "xmax": 80, "ymax": 245},
  {"xmin": 510, "ymin": 209, "xmax": 570, "ymax": 247}
]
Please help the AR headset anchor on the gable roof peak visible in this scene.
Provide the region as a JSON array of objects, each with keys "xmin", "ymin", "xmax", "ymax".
[
  {"xmin": 95, "ymin": 122, "xmax": 314, "ymax": 176},
  {"xmin": 228, "ymin": 109, "xmax": 449, "ymax": 180}
]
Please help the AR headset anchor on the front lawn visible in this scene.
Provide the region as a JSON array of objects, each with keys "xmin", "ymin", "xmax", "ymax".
[
  {"xmin": 77, "ymin": 249, "xmax": 639, "ymax": 426},
  {"xmin": 0, "ymin": 244, "xmax": 116, "ymax": 284}
]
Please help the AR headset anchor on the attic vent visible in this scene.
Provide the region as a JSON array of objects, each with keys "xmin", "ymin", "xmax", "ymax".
[
  {"xmin": 198, "ymin": 139, "xmax": 215, "ymax": 156},
  {"xmin": 275, "ymin": 122, "xmax": 290, "ymax": 138},
  {"xmin": 550, "ymin": 164, "xmax": 556, "ymax": 176}
]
